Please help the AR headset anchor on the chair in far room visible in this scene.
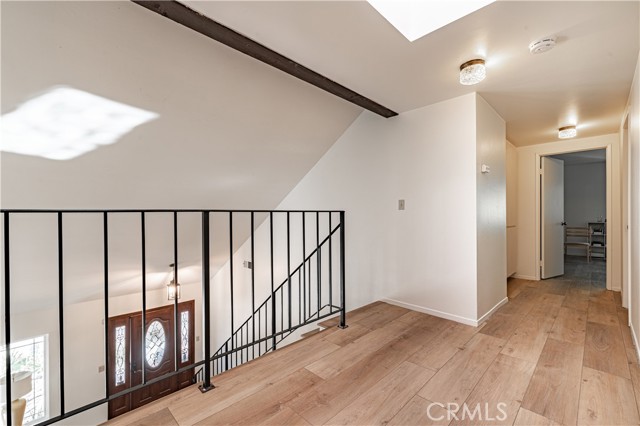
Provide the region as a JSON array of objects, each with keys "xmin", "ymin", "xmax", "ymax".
[{"xmin": 564, "ymin": 226, "xmax": 591, "ymax": 262}]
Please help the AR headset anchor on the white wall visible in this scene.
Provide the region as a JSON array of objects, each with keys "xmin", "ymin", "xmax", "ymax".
[
  {"xmin": 515, "ymin": 134, "xmax": 621, "ymax": 289},
  {"xmin": 564, "ymin": 162, "xmax": 606, "ymax": 228},
  {"xmin": 506, "ymin": 140, "xmax": 518, "ymax": 276},
  {"xmin": 626, "ymin": 51, "xmax": 640, "ymax": 358},
  {"xmin": 212, "ymin": 92, "xmax": 507, "ymax": 326},
  {"xmin": 475, "ymin": 96, "xmax": 507, "ymax": 319},
  {"xmin": 271, "ymin": 93, "xmax": 477, "ymax": 322},
  {"xmin": 563, "ymin": 161, "xmax": 606, "ymax": 256}
]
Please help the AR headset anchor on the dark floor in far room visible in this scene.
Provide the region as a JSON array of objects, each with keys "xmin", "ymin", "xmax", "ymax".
[{"xmin": 562, "ymin": 254, "xmax": 606, "ymax": 287}]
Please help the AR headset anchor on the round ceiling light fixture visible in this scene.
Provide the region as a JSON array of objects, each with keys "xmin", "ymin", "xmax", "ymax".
[
  {"xmin": 558, "ymin": 125, "xmax": 577, "ymax": 139},
  {"xmin": 529, "ymin": 37, "xmax": 556, "ymax": 54},
  {"xmin": 459, "ymin": 59, "xmax": 486, "ymax": 85}
]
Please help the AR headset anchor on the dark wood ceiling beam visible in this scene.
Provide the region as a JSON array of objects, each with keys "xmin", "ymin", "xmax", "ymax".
[{"xmin": 132, "ymin": 0, "xmax": 398, "ymax": 118}]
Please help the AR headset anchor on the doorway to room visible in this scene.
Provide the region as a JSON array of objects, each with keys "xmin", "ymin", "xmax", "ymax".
[{"xmin": 540, "ymin": 149, "xmax": 607, "ymax": 288}]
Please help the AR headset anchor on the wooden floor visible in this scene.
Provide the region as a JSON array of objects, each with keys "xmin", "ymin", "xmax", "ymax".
[{"xmin": 106, "ymin": 277, "xmax": 640, "ymax": 426}]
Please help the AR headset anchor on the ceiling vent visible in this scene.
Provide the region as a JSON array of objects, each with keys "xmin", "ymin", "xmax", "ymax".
[{"xmin": 529, "ymin": 37, "xmax": 556, "ymax": 54}]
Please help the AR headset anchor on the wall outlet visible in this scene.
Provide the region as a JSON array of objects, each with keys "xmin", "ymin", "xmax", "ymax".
[
  {"xmin": 398, "ymin": 199, "xmax": 405, "ymax": 210},
  {"xmin": 481, "ymin": 164, "xmax": 491, "ymax": 174}
]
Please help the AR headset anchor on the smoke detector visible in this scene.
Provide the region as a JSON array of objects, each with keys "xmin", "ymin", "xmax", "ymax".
[{"xmin": 529, "ymin": 37, "xmax": 556, "ymax": 54}]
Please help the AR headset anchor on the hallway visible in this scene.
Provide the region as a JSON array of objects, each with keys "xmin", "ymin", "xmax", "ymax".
[{"xmin": 107, "ymin": 279, "xmax": 639, "ymax": 426}]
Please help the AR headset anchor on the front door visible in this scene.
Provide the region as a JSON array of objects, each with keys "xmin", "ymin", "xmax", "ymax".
[
  {"xmin": 130, "ymin": 307, "xmax": 176, "ymax": 409},
  {"xmin": 542, "ymin": 156, "xmax": 565, "ymax": 279},
  {"xmin": 107, "ymin": 300, "xmax": 195, "ymax": 419}
]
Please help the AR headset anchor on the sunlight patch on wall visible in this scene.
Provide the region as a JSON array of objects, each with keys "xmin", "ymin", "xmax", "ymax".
[
  {"xmin": 367, "ymin": 0, "xmax": 495, "ymax": 42},
  {"xmin": 0, "ymin": 87, "xmax": 158, "ymax": 160}
]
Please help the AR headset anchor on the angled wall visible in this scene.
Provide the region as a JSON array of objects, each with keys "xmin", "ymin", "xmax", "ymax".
[{"xmin": 214, "ymin": 92, "xmax": 508, "ymax": 326}]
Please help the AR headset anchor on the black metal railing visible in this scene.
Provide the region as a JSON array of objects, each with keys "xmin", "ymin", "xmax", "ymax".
[
  {"xmin": 212, "ymin": 220, "xmax": 342, "ymax": 374},
  {"xmin": 191, "ymin": 367, "xmax": 204, "ymax": 385},
  {"xmin": 0, "ymin": 209, "xmax": 346, "ymax": 426}
]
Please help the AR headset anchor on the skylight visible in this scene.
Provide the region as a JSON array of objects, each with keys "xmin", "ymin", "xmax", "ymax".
[
  {"xmin": 0, "ymin": 87, "xmax": 158, "ymax": 160},
  {"xmin": 367, "ymin": 0, "xmax": 496, "ymax": 42}
]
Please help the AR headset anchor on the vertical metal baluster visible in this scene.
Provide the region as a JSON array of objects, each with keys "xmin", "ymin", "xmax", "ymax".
[
  {"xmin": 302, "ymin": 213, "xmax": 306, "ymax": 321},
  {"xmin": 103, "ymin": 213, "xmax": 110, "ymax": 399},
  {"xmin": 224, "ymin": 341, "xmax": 228, "ymax": 373},
  {"xmin": 270, "ymin": 213, "xmax": 276, "ymax": 351},
  {"xmin": 316, "ymin": 211, "xmax": 321, "ymax": 318},
  {"xmin": 328, "ymin": 213, "xmax": 333, "ymax": 313},
  {"xmin": 4, "ymin": 213, "xmax": 12, "ymax": 426},
  {"xmin": 339, "ymin": 212, "xmax": 347, "ymax": 329},
  {"xmin": 229, "ymin": 212, "xmax": 235, "ymax": 364},
  {"xmin": 308, "ymin": 255, "xmax": 312, "ymax": 318},
  {"xmin": 200, "ymin": 211, "xmax": 213, "ymax": 391},
  {"xmin": 141, "ymin": 213, "xmax": 147, "ymax": 384},
  {"xmin": 173, "ymin": 212, "xmax": 179, "ymax": 372},
  {"xmin": 298, "ymin": 272, "xmax": 302, "ymax": 324},
  {"xmin": 58, "ymin": 212, "xmax": 65, "ymax": 414},
  {"xmin": 286, "ymin": 212, "xmax": 291, "ymax": 329},
  {"xmin": 250, "ymin": 212, "xmax": 255, "ymax": 360}
]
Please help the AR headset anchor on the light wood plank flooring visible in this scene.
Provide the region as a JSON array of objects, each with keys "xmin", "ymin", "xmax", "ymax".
[{"xmin": 106, "ymin": 278, "xmax": 640, "ymax": 426}]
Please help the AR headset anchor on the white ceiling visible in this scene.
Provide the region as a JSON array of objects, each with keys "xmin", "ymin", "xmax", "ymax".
[
  {"xmin": 185, "ymin": 0, "xmax": 640, "ymax": 146},
  {"xmin": 0, "ymin": 1, "xmax": 360, "ymax": 211},
  {"xmin": 0, "ymin": 1, "xmax": 360, "ymax": 309}
]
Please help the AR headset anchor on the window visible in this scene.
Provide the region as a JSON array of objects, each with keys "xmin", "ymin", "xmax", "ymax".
[
  {"xmin": 114, "ymin": 326, "xmax": 126, "ymax": 386},
  {"xmin": 180, "ymin": 311, "xmax": 189, "ymax": 363},
  {"xmin": 0, "ymin": 335, "xmax": 48, "ymax": 425}
]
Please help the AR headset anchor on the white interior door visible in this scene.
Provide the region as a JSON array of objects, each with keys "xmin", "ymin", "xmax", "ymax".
[{"xmin": 542, "ymin": 156, "xmax": 565, "ymax": 279}]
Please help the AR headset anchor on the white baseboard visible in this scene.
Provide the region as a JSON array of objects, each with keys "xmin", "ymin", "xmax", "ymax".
[
  {"xmin": 512, "ymin": 274, "xmax": 537, "ymax": 281},
  {"xmin": 477, "ymin": 297, "xmax": 509, "ymax": 325},
  {"xmin": 630, "ymin": 322, "xmax": 640, "ymax": 364},
  {"xmin": 382, "ymin": 297, "xmax": 507, "ymax": 327}
]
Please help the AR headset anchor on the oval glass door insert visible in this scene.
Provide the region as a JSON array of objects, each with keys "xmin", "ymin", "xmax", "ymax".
[{"xmin": 145, "ymin": 320, "xmax": 166, "ymax": 368}]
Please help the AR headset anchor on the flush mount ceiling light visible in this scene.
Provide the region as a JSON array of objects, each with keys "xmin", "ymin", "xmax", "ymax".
[
  {"xmin": 0, "ymin": 87, "xmax": 158, "ymax": 160},
  {"xmin": 367, "ymin": 0, "xmax": 496, "ymax": 42},
  {"xmin": 558, "ymin": 125, "xmax": 577, "ymax": 139},
  {"xmin": 459, "ymin": 59, "xmax": 486, "ymax": 85}
]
